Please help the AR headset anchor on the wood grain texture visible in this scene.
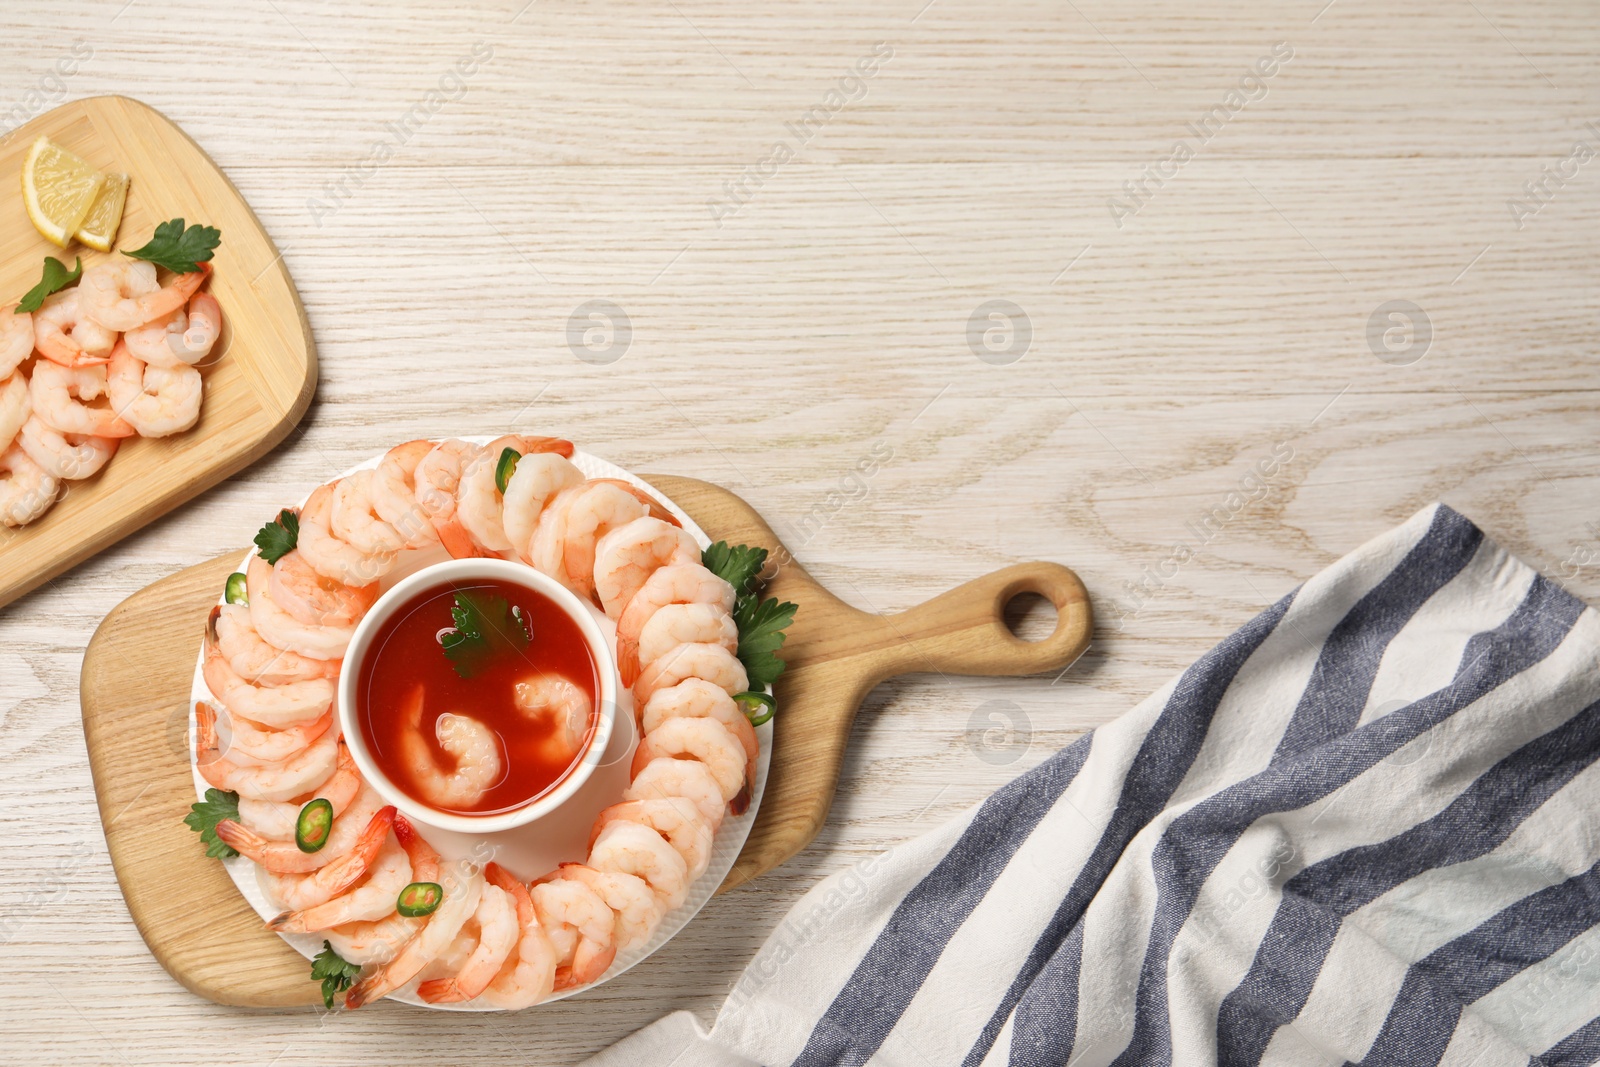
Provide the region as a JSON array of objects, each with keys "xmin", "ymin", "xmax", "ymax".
[
  {"xmin": 0, "ymin": 96, "xmax": 314, "ymax": 609},
  {"xmin": 1, "ymin": 0, "xmax": 1597, "ymax": 1062},
  {"xmin": 78, "ymin": 475, "xmax": 1090, "ymax": 1006}
]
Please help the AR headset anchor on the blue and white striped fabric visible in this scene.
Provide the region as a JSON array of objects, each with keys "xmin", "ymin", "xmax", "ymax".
[{"xmin": 587, "ymin": 504, "xmax": 1600, "ymax": 1067}]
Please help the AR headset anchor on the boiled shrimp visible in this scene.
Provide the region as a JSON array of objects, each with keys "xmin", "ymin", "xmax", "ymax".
[
  {"xmin": 271, "ymin": 836, "xmax": 414, "ymax": 932},
  {"xmin": 206, "ymin": 604, "xmax": 340, "ymax": 687},
  {"xmin": 616, "ymin": 563, "xmax": 735, "ymax": 684},
  {"xmin": 512, "ymin": 674, "xmax": 592, "ymax": 763},
  {"xmin": 591, "ymin": 479, "xmax": 682, "ymax": 527},
  {"xmin": 633, "ymin": 642, "xmax": 749, "ymax": 704},
  {"xmin": 31, "ymin": 288, "xmax": 116, "ymax": 367},
  {"xmin": 79, "ymin": 259, "xmax": 209, "ymax": 331},
  {"xmin": 631, "ymin": 716, "xmax": 748, "ymax": 803},
  {"xmin": 246, "ymin": 555, "xmax": 354, "ymax": 662},
  {"xmin": 0, "ymin": 373, "xmax": 30, "ymax": 454},
  {"xmin": 641, "ymin": 678, "xmax": 758, "ymax": 789},
  {"xmin": 417, "ymin": 883, "xmax": 519, "ymax": 1003},
  {"xmin": 327, "ymin": 910, "xmax": 424, "ymax": 967},
  {"xmin": 592, "ymin": 516, "xmax": 700, "ymax": 619},
  {"xmin": 370, "ymin": 439, "xmax": 441, "ymax": 549},
  {"xmin": 625, "ymin": 756, "xmax": 727, "ymax": 830},
  {"xmin": 398, "ymin": 686, "xmax": 504, "ymax": 811},
  {"xmin": 242, "ymin": 803, "xmax": 396, "ymax": 914},
  {"xmin": 236, "ymin": 741, "xmax": 361, "ymax": 842},
  {"xmin": 455, "ymin": 435, "xmax": 576, "ymax": 556},
  {"xmin": 215, "ymin": 702, "xmax": 334, "ymax": 765},
  {"xmin": 501, "ymin": 451, "xmax": 583, "ymax": 564},
  {"xmin": 478, "ymin": 864, "xmax": 560, "ymax": 1007},
  {"xmin": 547, "ymin": 862, "xmax": 663, "ymax": 952},
  {"xmin": 269, "ymin": 549, "xmax": 378, "ymax": 629},
  {"xmin": 0, "ymin": 304, "xmax": 33, "ymax": 377},
  {"xmin": 529, "ymin": 874, "xmax": 616, "ymax": 991},
  {"xmin": 194, "ymin": 702, "xmax": 339, "ymax": 802},
  {"xmin": 121, "ymin": 309, "xmax": 181, "ymax": 367},
  {"xmin": 323, "ymin": 813, "xmax": 441, "ymax": 964},
  {"xmin": 588, "ymin": 820, "xmax": 690, "ymax": 910},
  {"xmin": 15, "ymin": 416, "xmax": 118, "ymax": 480},
  {"xmin": 106, "ymin": 342, "xmax": 201, "ymax": 437},
  {"xmin": 590, "ymin": 798, "xmax": 714, "ymax": 882},
  {"xmin": 413, "ymin": 438, "xmax": 481, "ymax": 558},
  {"xmin": 202, "ymin": 642, "xmax": 333, "ymax": 728},
  {"xmin": 526, "ymin": 482, "xmax": 587, "ymax": 588},
  {"xmin": 330, "ymin": 470, "xmax": 406, "ymax": 556},
  {"xmin": 122, "ymin": 292, "xmax": 221, "ymax": 368},
  {"xmin": 30, "ymin": 361, "xmax": 134, "ymax": 438},
  {"xmin": 172, "ymin": 292, "xmax": 223, "ymax": 363},
  {"xmin": 560, "ymin": 482, "xmax": 648, "ymax": 600},
  {"xmin": 454, "ymin": 447, "xmax": 515, "ymax": 556},
  {"xmin": 222, "ymin": 783, "xmax": 386, "ymax": 875},
  {"xmin": 298, "ymin": 483, "xmax": 394, "ymax": 587},
  {"xmin": 0, "ymin": 444, "xmax": 58, "ymax": 527},
  {"xmin": 344, "ymin": 860, "xmax": 485, "ymax": 1009},
  {"xmin": 637, "ymin": 603, "xmax": 737, "ymax": 672}
]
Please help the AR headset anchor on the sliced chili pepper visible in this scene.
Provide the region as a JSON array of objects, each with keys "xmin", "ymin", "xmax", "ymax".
[
  {"xmin": 731, "ymin": 690, "xmax": 776, "ymax": 727},
  {"xmin": 494, "ymin": 447, "xmax": 520, "ymax": 494},
  {"xmin": 397, "ymin": 881, "xmax": 444, "ymax": 917},
  {"xmin": 295, "ymin": 798, "xmax": 334, "ymax": 853}
]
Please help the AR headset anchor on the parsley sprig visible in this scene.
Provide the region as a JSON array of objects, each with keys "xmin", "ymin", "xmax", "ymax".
[
  {"xmin": 702, "ymin": 541, "xmax": 797, "ymax": 690},
  {"xmin": 123, "ymin": 217, "xmax": 221, "ymax": 274},
  {"xmin": 310, "ymin": 941, "xmax": 361, "ymax": 1010},
  {"xmin": 16, "ymin": 256, "xmax": 82, "ymax": 313},
  {"xmin": 184, "ymin": 788, "xmax": 241, "ymax": 859},
  {"xmin": 254, "ymin": 509, "xmax": 299, "ymax": 564},
  {"xmin": 440, "ymin": 589, "xmax": 531, "ymax": 678},
  {"xmin": 701, "ymin": 541, "xmax": 767, "ymax": 596}
]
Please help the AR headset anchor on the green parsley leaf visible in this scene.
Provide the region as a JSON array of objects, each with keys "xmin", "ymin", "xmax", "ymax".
[
  {"xmin": 733, "ymin": 593, "xmax": 797, "ymax": 689},
  {"xmin": 184, "ymin": 787, "xmax": 241, "ymax": 859},
  {"xmin": 310, "ymin": 940, "xmax": 362, "ymax": 1010},
  {"xmin": 702, "ymin": 541, "xmax": 768, "ymax": 595},
  {"xmin": 254, "ymin": 509, "xmax": 299, "ymax": 564},
  {"xmin": 122, "ymin": 217, "xmax": 221, "ymax": 274},
  {"xmin": 441, "ymin": 589, "xmax": 531, "ymax": 678},
  {"xmin": 16, "ymin": 256, "xmax": 82, "ymax": 313}
]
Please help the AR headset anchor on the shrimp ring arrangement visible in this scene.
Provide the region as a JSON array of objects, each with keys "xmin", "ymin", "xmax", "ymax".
[
  {"xmin": 185, "ymin": 436, "xmax": 790, "ymax": 1010},
  {"xmin": 1, "ymin": 219, "xmax": 224, "ymax": 527}
]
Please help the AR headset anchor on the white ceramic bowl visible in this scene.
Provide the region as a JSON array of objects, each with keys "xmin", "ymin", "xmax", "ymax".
[{"xmin": 337, "ymin": 557, "xmax": 618, "ymax": 835}]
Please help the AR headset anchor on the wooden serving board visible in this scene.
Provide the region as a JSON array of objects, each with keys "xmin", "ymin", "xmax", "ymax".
[
  {"xmin": 81, "ymin": 475, "xmax": 1092, "ymax": 1007},
  {"xmin": 0, "ymin": 96, "xmax": 314, "ymax": 609}
]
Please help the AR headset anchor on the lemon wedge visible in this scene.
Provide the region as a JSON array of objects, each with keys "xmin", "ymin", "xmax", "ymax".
[
  {"xmin": 21, "ymin": 136, "xmax": 106, "ymax": 248},
  {"xmin": 75, "ymin": 171, "xmax": 129, "ymax": 253}
]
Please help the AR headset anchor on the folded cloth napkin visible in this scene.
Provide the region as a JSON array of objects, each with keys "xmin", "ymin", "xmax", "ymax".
[{"xmin": 586, "ymin": 504, "xmax": 1600, "ymax": 1066}]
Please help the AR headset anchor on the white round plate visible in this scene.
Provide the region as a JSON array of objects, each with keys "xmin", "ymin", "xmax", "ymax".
[{"xmin": 187, "ymin": 441, "xmax": 771, "ymax": 1010}]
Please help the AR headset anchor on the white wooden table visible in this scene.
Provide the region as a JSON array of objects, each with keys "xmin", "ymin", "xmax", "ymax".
[{"xmin": 2, "ymin": 1, "xmax": 1596, "ymax": 1062}]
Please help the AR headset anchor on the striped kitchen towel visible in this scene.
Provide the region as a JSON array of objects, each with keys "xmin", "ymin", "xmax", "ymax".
[{"xmin": 587, "ymin": 503, "xmax": 1600, "ymax": 1066}]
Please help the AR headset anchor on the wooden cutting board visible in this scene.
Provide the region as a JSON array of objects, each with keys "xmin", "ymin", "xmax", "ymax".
[
  {"xmin": 80, "ymin": 475, "xmax": 1092, "ymax": 1007},
  {"xmin": 0, "ymin": 96, "xmax": 314, "ymax": 609}
]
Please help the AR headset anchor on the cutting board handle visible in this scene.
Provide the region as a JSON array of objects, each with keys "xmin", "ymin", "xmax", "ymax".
[{"xmin": 867, "ymin": 562, "xmax": 1092, "ymax": 681}]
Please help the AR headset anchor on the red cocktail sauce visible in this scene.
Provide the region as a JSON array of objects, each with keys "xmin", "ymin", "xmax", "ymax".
[{"xmin": 355, "ymin": 578, "xmax": 599, "ymax": 816}]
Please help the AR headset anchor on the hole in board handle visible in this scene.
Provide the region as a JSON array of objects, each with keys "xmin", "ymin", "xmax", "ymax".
[{"xmin": 1003, "ymin": 591, "xmax": 1058, "ymax": 643}]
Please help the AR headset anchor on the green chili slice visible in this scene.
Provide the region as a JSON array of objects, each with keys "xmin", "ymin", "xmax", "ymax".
[
  {"xmin": 494, "ymin": 447, "xmax": 520, "ymax": 495},
  {"xmin": 224, "ymin": 571, "xmax": 248, "ymax": 606},
  {"xmin": 294, "ymin": 798, "xmax": 334, "ymax": 853},
  {"xmin": 732, "ymin": 690, "xmax": 776, "ymax": 727},
  {"xmin": 397, "ymin": 881, "xmax": 444, "ymax": 917}
]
